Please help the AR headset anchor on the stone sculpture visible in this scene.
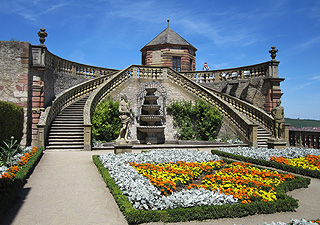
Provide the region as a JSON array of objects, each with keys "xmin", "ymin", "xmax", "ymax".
[
  {"xmin": 271, "ymin": 99, "xmax": 285, "ymax": 139},
  {"xmin": 117, "ymin": 94, "xmax": 132, "ymax": 141},
  {"xmin": 38, "ymin": 28, "xmax": 47, "ymax": 46}
]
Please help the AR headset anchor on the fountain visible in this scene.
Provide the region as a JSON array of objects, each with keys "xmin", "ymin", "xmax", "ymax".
[{"xmin": 137, "ymin": 82, "xmax": 166, "ymax": 144}]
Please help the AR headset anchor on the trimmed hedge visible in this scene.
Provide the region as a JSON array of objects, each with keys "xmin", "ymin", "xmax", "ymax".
[
  {"xmin": 212, "ymin": 149, "xmax": 320, "ymax": 179},
  {"xmin": 93, "ymin": 155, "xmax": 309, "ymax": 225},
  {"xmin": 0, "ymin": 147, "xmax": 43, "ymax": 218},
  {"xmin": 0, "ymin": 101, "xmax": 24, "ymax": 147}
]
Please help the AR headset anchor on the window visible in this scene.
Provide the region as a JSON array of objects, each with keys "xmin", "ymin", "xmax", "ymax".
[{"xmin": 172, "ymin": 57, "xmax": 181, "ymax": 72}]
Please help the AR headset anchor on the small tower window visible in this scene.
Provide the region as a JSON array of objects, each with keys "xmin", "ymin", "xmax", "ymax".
[{"xmin": 172, "ymin": 57, "xmax": 181, "ymax": 72}]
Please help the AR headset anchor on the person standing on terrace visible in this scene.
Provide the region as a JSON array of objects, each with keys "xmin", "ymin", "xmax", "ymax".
[{"xmin": 202, "ymin": 62, "xmax": 209, "ymax": 71}]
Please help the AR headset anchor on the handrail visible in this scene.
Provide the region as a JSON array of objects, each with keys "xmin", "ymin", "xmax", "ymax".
[
  {"xmin": 39, "ymin": 64, "xmax": 276, "ymax": 149},
  {"xmin": 31, "ymin": 45, "xmax": 118, "ymax": 78},
  {"xmin": 166, "ymin": 68, "xmax": 258, "ymax": 144},
  {"xmin": 289, "ymin": 130, "xmax": 320, "ymax": 149},
  {"xmin": 37, "ymin": 71, "xmax": 117, "ymax": 148},
  {"xmin": 203, "ymin": 86, "xmax": 274, "ymax": 133},
  {"xmin": 82, "ymin": 65, "xmax": 266, "ymax": 149},
  {"xmin": 181, "ymin": 61, "xmax": 279, "ymax": 83},
  {"xmin": 83, "ymin": 65, "xmax": 136, "ymax": 150}
]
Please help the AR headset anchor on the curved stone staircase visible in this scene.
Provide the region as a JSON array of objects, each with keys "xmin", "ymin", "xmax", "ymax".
[
  {"xmin": 39, "ymin": 65, "xmax": 275, "ymax": 150},
  {"xmin": 46, "ymin": 96, "xmax": 88, "ymax": 151}
]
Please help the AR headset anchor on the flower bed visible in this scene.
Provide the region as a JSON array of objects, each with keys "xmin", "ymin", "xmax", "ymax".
[
  {"xmin": 0, "ymin": 147, "xmax": 43, "ymax": 218},
  {"xmin": 212, "ymin": 147, "xmax": 320, "ymax": 178},
  {"xmin": 94, "ymin": 149, "xmax": 309, "ymax": 224}
]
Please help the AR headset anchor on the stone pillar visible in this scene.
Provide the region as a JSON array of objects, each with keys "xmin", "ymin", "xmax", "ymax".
[
  {"xmin": 30, "ymin": 45, "xmax": 46, "ymax": 146},
  {"xmin": 264, "ymin": 77, "xmax": 285, "ymax": 113},
  {"xmin": 84, "ymin": 124, "xmax": 92, "ymax": 151},
  {"xmin": 248, "ymin": 124, "xmax": 258, "ymax": 147}
]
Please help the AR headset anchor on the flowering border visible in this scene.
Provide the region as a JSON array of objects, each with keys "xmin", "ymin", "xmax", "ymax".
[
  {"xmin": 212, "ymin": 148, "xmax": 320, "ymax": 179},
  {"xmin": 93, "ymin": 151, "xmax": 309, "ymax": 224},
  {"xmin": 0, "ymin": 147, "xmax": 43, "ymax": 218}
]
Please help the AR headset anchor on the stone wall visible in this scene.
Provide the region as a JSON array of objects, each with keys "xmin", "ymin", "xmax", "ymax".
[
  {"xmin": 104, "ymin": 78, "xmax": 240, "ymax": 143},
  {"xmin": 202, "ymin": 77, "xmax": 270, "ymax": 110},
  {"xmin": 0, "ymin": 41, "xmax": 32, "ymax": 146}
]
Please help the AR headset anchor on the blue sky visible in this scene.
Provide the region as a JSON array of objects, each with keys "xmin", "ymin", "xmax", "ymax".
[{"xmin": 1, "ymin": 0, "xmax": 320, "ymax": 120}]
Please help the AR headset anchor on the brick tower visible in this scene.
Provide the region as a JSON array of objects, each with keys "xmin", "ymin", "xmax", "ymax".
[{"xmin": 140, "ymin": 20, "xmax": 197, "ymax": 72}]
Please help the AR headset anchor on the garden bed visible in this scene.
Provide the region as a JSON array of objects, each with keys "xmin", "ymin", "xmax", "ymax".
[
  {"xmin": 0, "ymin": 147, "xmax": 43, "ymax": 218},
  {"xmin": 212, "ymin": 147, "xmax": 320, "ymax": 178},
  {"xmin": 93, "ymin": 149, "xmax": 310, "ymax": 224}
]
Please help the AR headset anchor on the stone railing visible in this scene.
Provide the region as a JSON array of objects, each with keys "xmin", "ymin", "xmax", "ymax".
[
  {"xmin": 181, "ymin": 61, "xmax": 279, "ymax": 83},
  {"xmin": 204, "ymin": 86, "xmax": 274, "ymax": 133},
  {"xmin": 39, "ymin": 63, "xmax": 276, "ymax": 149},
  {"xmin": 37, "ymin": 75, "xmax": 111, "ymax": 148},
  {"xmin": 32, "ymin": 45, "xmax": 118, "ymax": 78},
  {"xmin": 83, "ymin": 65, "xmax": 139, "ymax": 150},
  {"xmin": 289, "ymin": 130, "xmax": 320, "ymax": 149},
  {"xmin": 166, "ymin": 68, "xmax": 259, "ymax": 146}
]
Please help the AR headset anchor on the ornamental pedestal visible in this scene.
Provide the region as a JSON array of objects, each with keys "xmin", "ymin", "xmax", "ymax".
[
  {"xmin": 267, "ymin": 138, "xmax": 287, "ymax": 149},
  {"xmin": 114, "ymin": 140, "xmax": 133, "ymax": 154}
]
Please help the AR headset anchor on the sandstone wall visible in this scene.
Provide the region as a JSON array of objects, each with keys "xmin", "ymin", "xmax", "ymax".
[
  {"xmin": 202, "ymin": 77, "xmax": 269, "ymax": 110},
  {"xmin": 0, "ymin": 41, "xmax": 32, "ymax": 146},
  {"xmin": 103, "ymin": 78, "xmax": 241, "ymax": 143}
]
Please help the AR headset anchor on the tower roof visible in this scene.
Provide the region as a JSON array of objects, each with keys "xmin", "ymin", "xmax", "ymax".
[{"xmin": 141, "ymin": 27, "xmax": 197, "ymax": 51}]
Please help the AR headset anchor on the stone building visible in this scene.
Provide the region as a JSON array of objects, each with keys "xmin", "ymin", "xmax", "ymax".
[{"xmin": 140, "ymin": 23, "xmax": 197, "ymax": 72}]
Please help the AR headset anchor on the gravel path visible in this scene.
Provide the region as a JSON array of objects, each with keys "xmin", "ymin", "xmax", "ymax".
[{"xmin": 1, "ymin": 150, "xmax": 319, "ymax": 225}]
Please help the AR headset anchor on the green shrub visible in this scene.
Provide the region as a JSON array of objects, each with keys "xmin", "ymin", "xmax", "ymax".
[
  {"xmin": 0, "ymin": 137, "xmax": 22, "ymax": 167},
  {"xmin": 92, "ymin": 97, "xmax": 121, "ymax": 142},
  {"xmin": 0, "ymin": 101, "xmax": 24, "ymax": 148},
  {"xmin": 167, "ymin": 99, "xmax": 222, "ymax": 141}
]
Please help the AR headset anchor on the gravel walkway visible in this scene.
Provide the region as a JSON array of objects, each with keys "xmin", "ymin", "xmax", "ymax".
[{"xmin": 1, "ymin": 150, "xmax": 319, "ymax": 225}]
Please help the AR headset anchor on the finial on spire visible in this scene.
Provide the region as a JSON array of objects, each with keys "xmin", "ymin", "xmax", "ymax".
[{"xmin": 167, "ymin": 19, "xmax": 170, "ymax": 28}]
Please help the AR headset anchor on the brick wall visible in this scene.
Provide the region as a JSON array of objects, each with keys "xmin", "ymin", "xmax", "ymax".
[
  {"xmin": 0, "ymin": 41, "xmax": 32, "ymax": 146},
  {"xmin": 143, "ymin": 46, "xmax": 196, "ymax": 72}
]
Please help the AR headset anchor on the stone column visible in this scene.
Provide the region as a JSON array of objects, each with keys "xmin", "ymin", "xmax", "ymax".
[{"xmin": 264, "ymin": 77, "xmax": 285, "ymax": 113}]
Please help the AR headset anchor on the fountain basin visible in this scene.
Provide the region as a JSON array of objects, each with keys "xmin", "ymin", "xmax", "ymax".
[
  {"xmin": 142, "ymin": 104, "xmax": 161, "ymax": 114},
  {"xmin": 145, "ymin": 87, "xmax": 157, "ymax": 95},
  {"xmin": 140, "ymin": 115, "xmax": 163, "ymax": 123},
  {"xmin": 144, "ymin": 95, "xmax": 159, "ymax": 104},
  {"xmin": 137, "ymin": 126, "xmax": 165, "ymax": 133}
]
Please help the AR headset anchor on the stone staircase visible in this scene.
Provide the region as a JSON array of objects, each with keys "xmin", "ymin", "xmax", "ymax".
[
  {"xmin": 46, "ymin": 96, "xmax": 88, "ymax": 151},
  {"xmin": 257, "ymin": 126, "xmax": 272, "ymax": 148}
]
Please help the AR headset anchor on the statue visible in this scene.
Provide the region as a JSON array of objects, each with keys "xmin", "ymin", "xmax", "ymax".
[
  {"xmin": 117, "ymin": 94, "xmax": 132, "ymax": 141},
  {"xmin": 271, "ymin": 99, "xmax": 285, "ymax": 139}
]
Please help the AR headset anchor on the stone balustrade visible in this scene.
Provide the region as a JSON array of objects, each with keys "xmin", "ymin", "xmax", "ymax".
[
  {"xmin": 37, "ymin": 75, "xmax": 110, "ymax": 148},
  {"xmin": 83, "ymin": 66, "xmax": 135, "ymax": 150},
  {"xmin": 166, "ymin": 68, "xmax": 259, "ymax": 146},
  {"xmin": 289, "ymin": 130, "xmax": 320, "ymax": 149},
  {"xmin": 204, "ymin": 86, "xmax": 274, "ymax": 133},
  {"xmin": 181, "ymin": 61, "xmax": 279, "ymax": 83},
  {"xmin": 32, "ymin": 45, "xmax": 118, "ymax": 78},
  {"xmin": 38, "ymin": 64, "xmax": 278, "ymax": 149}
]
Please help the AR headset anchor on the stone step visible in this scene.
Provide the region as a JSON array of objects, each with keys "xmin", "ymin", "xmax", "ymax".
[
  {"xmin": 47, "ymin": 142, "xmax": 84, "ymax": 146},
  {"xmin": 46, "ymin": 95, "xmax": 89, "ymax": 151},
  {"xmin": 61, "ymin": 110, "xmax": 83, "ymax": 114},
  {"xmin": 46, "ymin": 145, "xmax": 84, "ymax": 151},
  {"xmin": 48, "ymin": 131, "xmax": 84, "ymax": 135},
  {"xmin": 48, "ymin": 135, "xmax": 84, "ymax": 139},
  {"xmin": 50, "ymin": 125, "xmax": 83, "ymax": 128}
]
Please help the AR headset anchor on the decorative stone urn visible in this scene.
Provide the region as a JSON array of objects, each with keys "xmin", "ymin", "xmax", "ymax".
[{"xmin": 137, "ymin": 82, "xmax": 166, "ymax": 144}]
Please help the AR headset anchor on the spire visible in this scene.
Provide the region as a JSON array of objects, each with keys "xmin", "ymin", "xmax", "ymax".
[{"xmin": 167, "ymin": 19, "xmax": 170, "ymax": 28}]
